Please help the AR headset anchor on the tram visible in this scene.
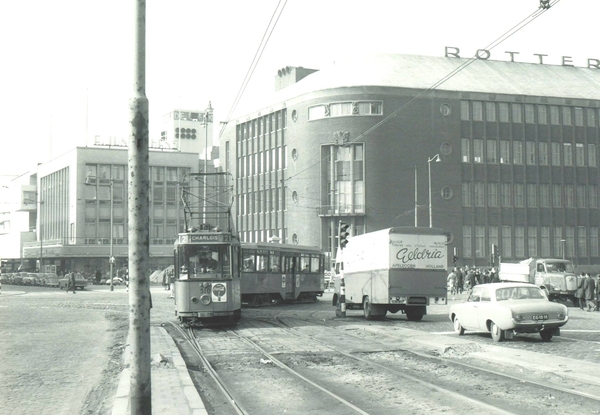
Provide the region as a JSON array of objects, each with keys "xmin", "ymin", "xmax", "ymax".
[
  {"xmin": 173, "ymin": 172, "xmax": 242, "ymax": 326},
  {"xmin": 240, "ymin": 242, "xmax": 325, "ymax": 305}
]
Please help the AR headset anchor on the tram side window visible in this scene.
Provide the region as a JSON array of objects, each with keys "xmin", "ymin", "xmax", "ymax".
[
  {"xmin": 269, "ymin": 253, "xmax": 281, "ymax": 272},
  {"xmin": 300, "ymin": 255, "xmax": 311, "ymax": 273},
  {"xmin": 310, "ymin": 255, "xmax": 321, "ymax": 273},
  {"xmin": 283, "ymin": 256, "xmax": 295, "ymax": 273},
  {"xmin": 256, "ymin": 253, "xmax": 268, "ymax": 272},
  {"xmin": 242, "ymin": 253, "xmax": 255, "ymax": 272}
]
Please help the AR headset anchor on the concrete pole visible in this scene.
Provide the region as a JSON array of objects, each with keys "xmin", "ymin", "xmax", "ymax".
[
  {"xmin": 128, "ymin": 1, "xmax": 151, "ymax": 413},
  {"xmin": 109, "ymin": 180, "xmax": 114, "ymax": 292}
]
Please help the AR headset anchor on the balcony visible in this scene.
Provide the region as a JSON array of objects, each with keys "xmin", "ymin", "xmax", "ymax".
[{"xmin": 316, "ymin": 204, "xmax": 366, "ymax": 217}]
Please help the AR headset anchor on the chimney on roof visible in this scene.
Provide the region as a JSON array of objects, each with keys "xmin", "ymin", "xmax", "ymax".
[{"xmin": 274, "ymin": 66, "xmax": 319, "ymax": 91}]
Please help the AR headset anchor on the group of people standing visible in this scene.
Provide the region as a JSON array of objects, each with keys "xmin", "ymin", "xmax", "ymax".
[
  {"xmin": 447, "ymin": 266, "xmax": 500, "ymax": 295},
  {"xmin": 575, "ymin": 273, "xmax": 599, "ymax": 312}
]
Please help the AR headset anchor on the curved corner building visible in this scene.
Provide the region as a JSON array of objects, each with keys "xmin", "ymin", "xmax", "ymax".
[{"xmin": 219, "ymin": 54, "xmax": 600, "ymax": 268}]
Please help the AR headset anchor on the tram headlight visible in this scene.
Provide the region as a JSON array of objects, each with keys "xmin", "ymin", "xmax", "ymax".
[
  {"xmin": 191, "ymin": 296, "xmax": 199, "ymax": 304},
  {"xmin": 200, "ymin": 294, "xmax": 211, "ymax": 305}
]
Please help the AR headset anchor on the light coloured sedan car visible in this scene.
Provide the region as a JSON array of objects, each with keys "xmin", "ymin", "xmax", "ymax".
[{"xmin": 449, "ymin": 283, "xmax": 568, "ymax": 342}]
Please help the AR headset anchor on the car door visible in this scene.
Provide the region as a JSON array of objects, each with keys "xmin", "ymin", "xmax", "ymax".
[
  {"xmin": 460, "ymin": 286, "xmax": 482, "ymax": 329},
  {"xmin": 475, "ymin": 286, "xmax": 493, "ymax": 330}
]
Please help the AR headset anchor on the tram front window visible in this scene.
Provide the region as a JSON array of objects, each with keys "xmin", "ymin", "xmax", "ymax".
[{"xmin": 181, "ymin": 245, "xmax": 228, "ymax": 278}]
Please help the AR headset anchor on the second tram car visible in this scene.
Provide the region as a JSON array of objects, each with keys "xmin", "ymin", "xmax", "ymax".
[{"xmin": 240, "ymin": 242, "xmax": 325, "ymax": 305}]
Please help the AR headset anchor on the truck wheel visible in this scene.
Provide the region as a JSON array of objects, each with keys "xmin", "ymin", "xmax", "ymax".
[
  {"xmin": 363, "ymin": 296, "xmax": 385, "ymax": 320},
  {"xmin": 406, "ymin": 312, "xmax": 423, "ymax": 322},
  {"xmin": 490, "ymin": 322, "xmax": 505, "ymax": 342}
]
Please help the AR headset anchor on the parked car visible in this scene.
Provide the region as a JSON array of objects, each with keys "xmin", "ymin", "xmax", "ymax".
[
  {"xmin": 42, "ymin": 273, "xmax": 59, "ymax": 288},
  {"xmin": 58, "ymin": 273, "xmax": 89, "ymax": 290},
  {"xmin": 105, "ymin": 277, "xmax": 124, "ymax": 285},
  {"xmin": 23, "ymin": 273, "xmax": 40, "ymax": 286},
  {"xmin": 449, "ymin": 282, "xmax": 569, "ymax": 342}
]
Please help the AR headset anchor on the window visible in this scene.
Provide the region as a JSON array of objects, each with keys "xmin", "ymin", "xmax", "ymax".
[
  {"xmin": 489, "ymin": 226, "xmax": 499, "ymax": 249},
  {"xmin": 512, "ymin": 103, "xmax": 522, "ymax": 123},
  {"xmin": 501, "ymin": 183, "xmax": 511, "ymax": 207},
  {"xmin": 515, "ymin": 226, "xmax": 525, "ymax": 258},
  {"xmin": 587, "ymin": 108, "xmax": 597, "ymax": 127},
  {"xmin": 475, "ymin": 226, "xmax": 485, "ymax": 258},
  {"xmin": 551, "ymin": 142, "xmax": 561, "ymax": 166},
  {"xmin": 576, "ymin": 143, "xmax": 585, "ymax": 166},
  {"xmin": 486, "ymin": 139, "xmax": 497, "ymax": 163},
  {"xmin": 566, "ymin": 226, "xmax": 575, "ymax": 258},
  {"xmin": 554, "ymin": 226, "xmax": 563, "ymax": 258},
  {"xmin": 590, "ymin": 185, "xmax": 598, "ymax": 208},
  {"xmin": 527, "ymin": 184, "xmax": 537, "ymax": 207},
  {"xmin": 513, "ymin": 141, "xmax": 523, "ymax": 164},
  {"xmin": 463, "ymin": 225, "xmax": 472, "ymax": 258},
  {"xmin": 474, "ymin": 182, "xmax": 485, "ymax": 206},
  {"xmin": 460, "ymin": 101, "xmax": 470, "ymax": 121},
  {"xmin": 528, "ymin": 226, "xmax": 537, "ymax": 257},
  {"xmin": 461, "ymin": 138, "xmax": 470, "ymax": 162},
  {"xmin": 574, "ymin": 107, "xmax": 584, "ymax": 126},
  {"xmin": 502, "ymin": 226, "xmax": 512, "ymax": 258},
  {"xmin": 588, "ymin": 144, "xmax": 597, "ymax": 167},
  {"xmin": 578, "ymin": 226, "xmax": 587, "ymax": 257},
  {"xmin": 550, "ymin": 106, "xmax": 560, "ymax": 125},
  {"xmin": 591, "ymin": 227, "xmax": 599, "ymax": 257},
  {"xmin": 462, "ymin": 182, "xmax": 471, "ymax": 206},
  {"xmin": 577, "ymin": 185, "xmax": 586, "ymax": 207},
  {"xmin": 488, "ymin": 183, "xmax": 498, "ymax": 207},
  {"xmin": 538, "ymin": 105, "xmax": 548, "ymax": 124},
  {"xmin": 473, "ymin": 139, "xmax": 484, "ymax": 163},
  {"xmin": 500, "ymin": 140, "xmax": 510, "ymax": 164},
  {"xmin": 538, "ymin": 142, "xmax": 548, "ymax": 165},
  {"xmin": 562, "ymin": 107, "xmax": 572, "ymax": 125},
  {"xmin": 526, "ymin": 141, "xmax": 536, "ymax": 165},
  {"xmin": 308, "ymin": 105, "xmax": 327, "ymax": 120},
  {"xmin": 514, "ymin": 183, "xmax": 524, "ymax": 207},
  {"xmin": 565, "ymin": 184, "xmax": 574, "ymax": 207},
  {"xmin": 473, "ymin": 101, "xmax": 483, "ymax": 121},
  {"xmin": 563, "ymin": 143, "xmax": 572, "ymax": 166},
  {"xmin": 499, "ymin": 103, "xmax": 509, "ymax": 122},
  {"xmin": 552, "ymin": 184, "xmax": 562, "ymax": 207},
  {"xmin": 539, "ymin": 184, "xmax": 550, "ymax": 207},
  {"xmin": 525, "ymin": 104, "xmax": 535, "ymax": 124},
  {"xmin": 541, "ymin": 226, "xmax": 550, "ymax": 256},
  {"xmin": 485, "ymin": 102, "xmax": 496, "ymax": 121}
]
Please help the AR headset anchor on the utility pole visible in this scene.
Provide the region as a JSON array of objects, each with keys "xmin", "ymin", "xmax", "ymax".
[{"xmin": 129, "ymin": 1, "xmax": 151, "ymax": 413}]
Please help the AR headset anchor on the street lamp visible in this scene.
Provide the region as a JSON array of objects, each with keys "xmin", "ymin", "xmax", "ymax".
[
  {"xmin": 427, "ymin": 154, "xmax": 441, "ymax": 228},
  {"xmin": 86, "ymin": 176, "xmax": 114, "ymax": 291}
]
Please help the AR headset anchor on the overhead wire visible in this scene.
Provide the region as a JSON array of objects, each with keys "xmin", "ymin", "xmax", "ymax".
[
  {"xmin": 218, "ymin": 0, "xmax": 288, "ymax": 140},
  {"xmin": 283, "ymin": 0, "xmax": 561, "ymax": 184}
]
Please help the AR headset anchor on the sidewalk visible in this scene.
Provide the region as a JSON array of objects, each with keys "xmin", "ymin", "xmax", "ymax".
[{"xmin": 112, "ymin": 326, "xmax": 208, "ymax": 415}]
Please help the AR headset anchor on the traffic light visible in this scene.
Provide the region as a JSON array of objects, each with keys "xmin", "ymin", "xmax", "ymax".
[
  {"xmin": 339, "ymin": 221, "xmax": 350, "ymax": 249},
  {"xmin": 453, "ymin": 247, "xmax": 459, "ymax": 264}
]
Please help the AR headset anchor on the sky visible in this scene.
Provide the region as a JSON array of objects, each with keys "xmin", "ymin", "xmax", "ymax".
[{"xmin": 1, "ymin": 0, "xmax": 598, "ymax": 183}]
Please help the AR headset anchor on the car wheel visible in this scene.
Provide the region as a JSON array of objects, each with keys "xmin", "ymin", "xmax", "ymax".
[
  {"xmin": 490, "ymin": 322, "xmax": 505, "ymax": 342},
  {"xmin": 540, "ymin": 330, "xmax": 553, "ymax": 342},
  {"xmin": 453, "ymin": 316, "xmax": 465, "ymax": 335}
]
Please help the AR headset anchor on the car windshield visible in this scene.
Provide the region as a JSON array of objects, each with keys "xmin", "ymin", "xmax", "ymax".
[
  {"xmin": 495, "ymin": 287, "xmax": 546, "ymax": 301},
  {"xmin": 544, "ymin": 261, "xmax": 573, "ymax": 273}
]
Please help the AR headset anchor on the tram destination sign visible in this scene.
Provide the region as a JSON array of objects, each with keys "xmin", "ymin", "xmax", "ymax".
[{"xmin": 179, "ymin": 233, "xmax": 231, "ymax": 243}]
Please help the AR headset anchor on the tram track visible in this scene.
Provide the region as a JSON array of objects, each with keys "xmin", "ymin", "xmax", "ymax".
[{"xmin": 264, "ymin": 313, "xmax": 600, "ymax": 409}]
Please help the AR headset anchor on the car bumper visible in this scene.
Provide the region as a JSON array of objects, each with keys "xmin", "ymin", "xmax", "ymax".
[{"xmin": 511, "ymin": 318, "xmax": 568, "ymax": 334}]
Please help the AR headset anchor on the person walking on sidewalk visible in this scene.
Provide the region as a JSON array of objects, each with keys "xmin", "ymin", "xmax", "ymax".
[
  {"xmin": 67, "ymin": 271, "xmax": 77, "ymax": 294},
  {"xmin": 585, "ymin": 273, "xmax": 596, "ymax": 311}
]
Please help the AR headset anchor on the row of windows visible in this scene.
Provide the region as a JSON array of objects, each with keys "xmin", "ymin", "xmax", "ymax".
[
  {"xmin": 462, "ymin": 182, "xmax": 600, "ymax": 208},
  {"xmin": 462, "ymin": 225, "xmax": 599, "ymax": 259},
  {"xmin": 238, "ymin": 188, "xmax": 283, "ymax": 216},
  {"xmin": 241, "ymin": 251, "xmax": 323, "ymax": 273},
  {"xmin": 461, "ymin": 138, "xmax": 597, "ymax": 167},
  {"xmin": 237, "ymin": 109, "xmax": 287, "ymax": 141},
  {"xmin": 237, "ymin": 146, "xmax": 287, "ymax": 177},
  {"xmin": 240, "ymin": 229, "xmax": 285, "ymax": 245},
  {"xmin": 308, "ymin": 101, "xmax": 383, "ymax": 121},
  {"xmin": 461, "ymin": 101, "xmax": 600, "ymax": 127}
]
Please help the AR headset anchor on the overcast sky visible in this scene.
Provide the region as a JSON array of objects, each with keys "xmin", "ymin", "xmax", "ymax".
[{"xmin": 1, "ymin": 0, "xmax": 597, "ymax": 181}]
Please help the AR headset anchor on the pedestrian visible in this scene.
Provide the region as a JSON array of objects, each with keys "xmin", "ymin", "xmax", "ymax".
[
  {"xmin": 447, "ymin": 268, "xmax": 457, "ymax": 295},
  {"xmin": 95, "ymin": 269, "xmax": 101, "ymax": 285},
  {"xmin": 455, "ymin": 267, "xmax": 464, "ymax": 294},
  {"xmin": 68, "ymin": 271, "xmax": 77, "ymax": 294},
  {"xmin": 584, "ymin": 273, "xmax": 596, "ymax": 312},
  {"xmin": 576, "ymin": 273, "xmax": 586, "ymax": 310}
]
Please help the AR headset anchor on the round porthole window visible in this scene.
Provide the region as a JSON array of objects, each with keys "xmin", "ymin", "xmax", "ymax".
[
  {"xmin": 292, "ymin": 191, "xmax": 298, "ymax": 203},
  {"xmin": 443, "ymin": 230, "xmax": 454, "ymax": 244},
  {"xmin": 441, "ymin": 186, "xmax": 453, "ymax": 200},
  {"xmin": 292, "ymin": 233, "xmax": 299, "ymax": 244},
  {"xmin": 292, "ymin": 148, "xmax": 298, "ymax": 160},
  {"xmin": 440, "ymin": 103, "xmax": 451, "ymax": 116},
  {"xmin": 291, "ymin": 110, "xmax": 298, "ymax": 122},
  {"xmin": 440, "ymin": 142, "xmax": 452, "ymax": 156}
]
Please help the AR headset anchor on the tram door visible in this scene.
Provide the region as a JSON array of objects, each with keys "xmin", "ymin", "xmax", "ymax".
[{"xmin": 283, "ymin": 254, "xmax": 300, "ymax": 301}]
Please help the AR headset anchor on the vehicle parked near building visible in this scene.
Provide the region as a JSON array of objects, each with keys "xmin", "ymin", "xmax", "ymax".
[
  {"xmin": 58, "ymin": 273, "xmax": 89, "ymax": 290},
  {"xmin": 449, "ymin": 282, "xmax": 569, "ymax": 342}
]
